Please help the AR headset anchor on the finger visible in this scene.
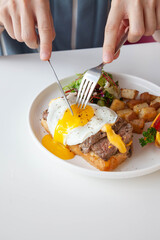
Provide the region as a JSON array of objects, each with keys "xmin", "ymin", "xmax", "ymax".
[
  {"xmin": 152, "ymin": 30, "xmax": 160, "ymax": 42},
  {"xmin": 0, "ymin": 9, "xmax": 15, "ymax": 39},
  {"xmin": 112, "ymin": 21, "xmax": 127, "ymax": 60},
  {"xmin": 113, "ymin": 49, "xmax": 120, "ymax": 60},
  {"xmin": 8, "ymin": 1, "xmax": 22, "ymax": 42},
  {"xmin": 21, "ymin": 5, "xmax": 38, "ymax": 49},
  {"xmin": 155, "ymin": 1, "xmax": 160, "ymax": 30},
  {"xmin": 128, "ymin": 2, "xmax": 145, "ymax": 42},
  {"xmin": 116, "ymin": 20, "xmax": 129, "ymax": 46},
  {"xmin": 12, "ymin": 16, "xmax": 22, "ymax": 42},
  {"xmin": 103, "ymin": 2, "xmax": 124, "ymax": 63},
  {"xmin": 36, "ymin": 3, "xmax": 54, "ymax": 61},
  {"xmin": 50, "ymin": 14, "xmax": 56, "ymax": 41},
  {"xmin": 143, "ymin": 1, "xmax": 156, "ymax": 36}
]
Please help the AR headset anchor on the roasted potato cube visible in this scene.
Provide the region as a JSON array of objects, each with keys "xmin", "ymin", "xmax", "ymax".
[
  {"xmin": 133, "ymin": 103, "xmax": 149, "ymax": 114},
  {"xmin": 117, "ymin": 108, "xmax": 132, "ymax": 119},
  {"xmin": 157, "ymin": 108, "xmax": 160, "ymax": 114},
  {"xmin": 140, "ymin": 92, "xmax": 157, "ymax": 104},
  {"xmin": 139, "ymin": 107, "xmax": 157, "ymax": 122},
  {"xmin": 150, "ymin": 97, "xmax": 160, "ymax": 110},
  {"xmin": 125, "ymin": 111, "xmax": 138, "ymax": 122},
  {"xmin": 110, "ymin": 99, "xmax": 126, "ymax": 112},
  {"xmin": 121, "ymin": 88, "xmax": 139, "ymax": 99},
  {"xmin": 130, "ymin": 119, "xmax": 145, "ymax": 134},
  {"xmin": 127, "ymin": 99, "xmax": 145, "ymax": 109}
]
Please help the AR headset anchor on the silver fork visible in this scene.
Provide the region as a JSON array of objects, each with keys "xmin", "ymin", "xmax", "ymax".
[{"xmin": 76, "ymin": 28, "xmax": 129, "ymax": 109}]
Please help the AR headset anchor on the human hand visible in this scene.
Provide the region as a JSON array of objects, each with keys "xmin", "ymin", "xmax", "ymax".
[
  {"xmin": 103, "ymin": 0, "xmax": 160, "ymax": 63},
  {"xmin": 153, "ymin": 30, "xmax": 160, "ymax": 42},
  {"xmin": 0, "ymin": 0, "xmax": 55, "ymax": 60}
]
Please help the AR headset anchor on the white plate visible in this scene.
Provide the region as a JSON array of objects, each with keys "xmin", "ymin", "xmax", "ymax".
[{"xmin": 29, "ymin": 72, "xmax": 160, "ymax": 179}]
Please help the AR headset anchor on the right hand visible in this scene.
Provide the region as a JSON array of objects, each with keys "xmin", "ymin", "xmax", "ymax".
[
  {"xmin": 0, "ymin": 0, "xmax": 55, "ymax": 60},
  {"xmin": 103, "ymin": 0, "xmax": 160, "ymax": 63}
]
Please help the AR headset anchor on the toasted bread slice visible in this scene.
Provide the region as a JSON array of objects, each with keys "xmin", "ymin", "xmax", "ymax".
[
  {"xmin": 41, "ymin": 118, "xmax": 132, "ymax": 171},
  {"xmin": 69, "ymin": 144, "xmax": 132, "ymax": 171}
]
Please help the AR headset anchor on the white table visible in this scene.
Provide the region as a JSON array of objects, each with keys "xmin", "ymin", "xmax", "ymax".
[{"xmin": 0, "ymin": 43, "xmax": 160, "ymax": 240}]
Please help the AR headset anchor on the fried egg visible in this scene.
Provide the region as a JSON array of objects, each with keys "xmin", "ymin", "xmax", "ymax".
[{"xmin": 46, "ymin": 93, "xmax": 117, "ymax": 146}]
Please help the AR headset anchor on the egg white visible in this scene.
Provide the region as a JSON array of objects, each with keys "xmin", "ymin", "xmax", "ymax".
[{"xmin": 47, "ymin": 93, "xmax": 117, "ymax": 145}]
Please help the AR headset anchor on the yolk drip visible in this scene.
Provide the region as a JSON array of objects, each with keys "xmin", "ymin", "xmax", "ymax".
[
  {"xmin": 42, "ymin": 134, "xmax": 75, "ymax": 160},
  {"xmin": 54, "ymin": 104, "xmax": 94, "ymax": 144},
  {"xmin": 103, "ymin": 124, "xmax": 127, "ymax": 153}
]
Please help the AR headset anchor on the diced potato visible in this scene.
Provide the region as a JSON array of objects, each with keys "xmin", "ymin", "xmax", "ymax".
[
  {"xmin": 157, "ymin": 108, "xmax": 160, "ymax": 114},
  {"xmin": 117, "ymin": 108, "xmax": 133, "ymax": 119},
  {"xmin": 121, "ymin": 88, "xmax": 139, "ymax": 99},
  {"xmin": 125, "ymin": 111, "xmax": 138, "ymax": 122},
  {"xmin": 133, "ymin": 103, "xmax": 149, "ymax": 114},
  {"xmin": 140, "ymin": 92, "xmax": 157, "ymax": 104},
  {"xmin": 110, "ymin": 99, "xmax": 126, "ymax": 112},
  {"xmin": 130, "ymin": 119, "xmax": 145, "ymax": 134},
  {"xmin": 139, "ymin": 107, "xmax": 157, "ymax": 122},
  {"xmin": 127, "ymin": 99, "xmax": 145, "ymax": 109},
  {"xmin": 150, "ymin": 97, "xmax": 160, "ymax": 110}
]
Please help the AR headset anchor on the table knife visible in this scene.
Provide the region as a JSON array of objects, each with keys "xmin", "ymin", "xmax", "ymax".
[
  {"xmin": 47, "ymin": 59, "xmax": 74, "ymax": 115},
  {"xmin": 35, "ymin": 30, "xmax": 73, "ymax": 115}
]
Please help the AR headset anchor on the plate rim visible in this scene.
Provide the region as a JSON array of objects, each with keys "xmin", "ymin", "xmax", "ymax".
[{"xmin": 28, "ymin": 72, "xmax": 160, "ymax": 179}]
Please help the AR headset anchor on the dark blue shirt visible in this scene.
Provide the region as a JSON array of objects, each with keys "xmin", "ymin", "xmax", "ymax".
[{"xmin": 0, "ymin": 0, "xmax": 111, "ymax": 56}]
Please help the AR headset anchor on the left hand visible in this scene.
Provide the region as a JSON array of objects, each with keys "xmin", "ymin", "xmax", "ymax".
[{"xmin": 0, "ymin": 0, "xmax": 55, "ymax": 61}]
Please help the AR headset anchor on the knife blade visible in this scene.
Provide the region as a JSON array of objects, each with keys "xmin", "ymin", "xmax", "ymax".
[
  {"xmin": 0, "ymin": 23, "xmax": 74, "ymax": 115},
  {"xmin": 35, "ymin": 28, "xmax": 74, "ymax": 115},
  {"xmin": 47, "ymin": 59, "xmax": 74, "ymax": 115}
]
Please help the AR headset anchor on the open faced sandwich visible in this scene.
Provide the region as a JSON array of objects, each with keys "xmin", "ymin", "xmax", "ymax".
[{"xmin": 41, "ymin": 93, "xmax": 133, "ymax": 171}]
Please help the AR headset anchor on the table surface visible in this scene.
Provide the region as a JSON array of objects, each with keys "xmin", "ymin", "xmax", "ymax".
[{"xmin": 0, "ymin": 43, "xmax": 160, "ymax": 240}]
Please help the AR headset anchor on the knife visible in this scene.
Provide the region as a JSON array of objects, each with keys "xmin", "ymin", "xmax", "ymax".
[
  {"xmin": 33, "ymin": 28, "xmax": 74, "ymax": 116},
  {"xmin": 47, "ymin": 59, "xmax": 74, "ymax": 115},
  {"xmin": 0, "ymin": 24, "xmax": 74, "ymax": 115},
  {"xmin": 34, "ymin": 29, "xmax": 74, "ymax": 115}
]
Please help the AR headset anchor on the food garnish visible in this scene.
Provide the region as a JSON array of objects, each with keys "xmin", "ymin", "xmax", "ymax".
[
  {"xmin": 63, "ymin": 71, "xmax": 120, "ymax": 107},
  {"xmin": 139, "ymin": 113, "xmax": 160, "ymax": 147},
  {"xmin": 139, "ymin": 127, "xmax": 157, "ymax": 147}
]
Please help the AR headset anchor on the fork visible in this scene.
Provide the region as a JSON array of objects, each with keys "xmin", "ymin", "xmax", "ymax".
[{"xmin": 76, "ymin": 28, "xmax": 129, "ymax": 109}]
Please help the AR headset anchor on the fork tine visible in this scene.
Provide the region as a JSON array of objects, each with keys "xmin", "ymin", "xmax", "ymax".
[
  {"xmin": 76, "ymin": 76, "xmax": 86, "ymax": 104},
  {"xmin": 80, "ymin": 81, "xmax": 92, "ymax": 108},
  {"xmin": 83, "ymin": 82, "xmax": 96, "ymax": 109},
  {"xmin": 77, "ymin": 79, "xmax": 89, "ymax": 107}
]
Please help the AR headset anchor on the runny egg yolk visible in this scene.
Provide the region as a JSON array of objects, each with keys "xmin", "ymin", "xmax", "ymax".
[
  {"xmin": 42, "ymin": 134, "xmax": 75, "ymax": 160},
  {"xmin": 42, "ymin": 104, "xmax": 94, "ymax": 160},
  {"xmin": 54, "ymin": 104, "xmax": 94, "ymax": 144}
]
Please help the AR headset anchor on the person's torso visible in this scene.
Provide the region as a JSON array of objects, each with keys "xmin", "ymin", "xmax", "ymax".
[{"xmin": 0, "ymin": 0, "xmax": 111, "ymax": 56}]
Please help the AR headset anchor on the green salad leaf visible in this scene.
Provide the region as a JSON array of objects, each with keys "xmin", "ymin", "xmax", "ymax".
[{"xmin": 63, "ymin": 71, "xmax": 119, "ymax": 107}]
